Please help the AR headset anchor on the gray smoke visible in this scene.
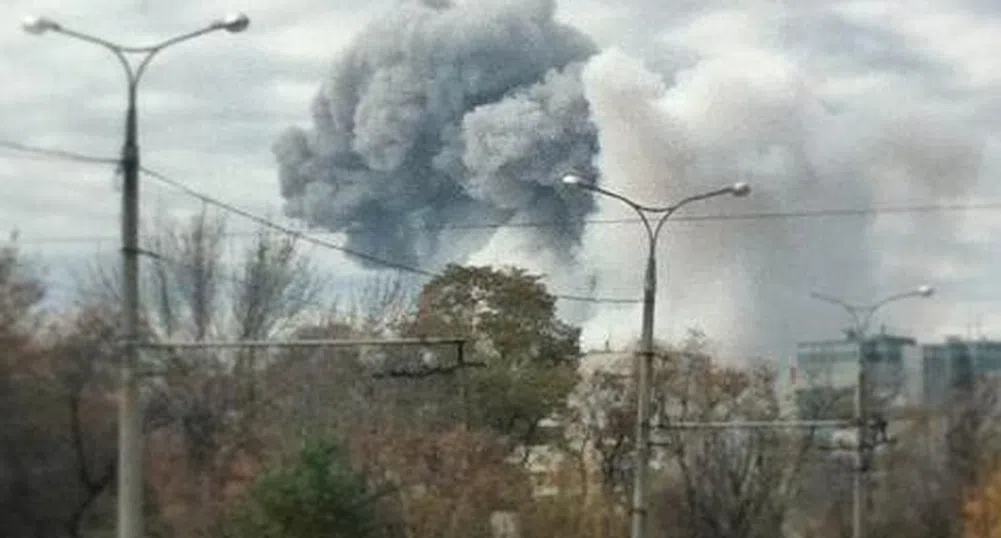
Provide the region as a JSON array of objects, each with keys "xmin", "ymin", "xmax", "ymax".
[
  {"xmin": 274, "ymin": 0, "xmax": 600, "ymax": 268},
  {"xmin": 576, "ymin": 46, "xmax": 986, "ymax": 360},
  {"xmin": 274, "ymin": 0, "xmax": 992, "ymax": 359}
]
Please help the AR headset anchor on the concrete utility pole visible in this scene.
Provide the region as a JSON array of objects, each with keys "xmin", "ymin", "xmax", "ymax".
[
  {"xmin": 810, "ymin": 286, "xmax": 933, "ymax": 538},
  {"xmin": 562, "ymin": 173, "xmax": 750, "ymax": 538},
  {"xmin": 22, "ymin": 14, "xmax": 250, "ymax": 538}
]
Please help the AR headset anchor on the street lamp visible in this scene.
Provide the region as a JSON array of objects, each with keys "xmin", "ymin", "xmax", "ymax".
[
  {"xmin": 23, "ymin": 14, "xmax": 249, "ymax": 538},
  {"xmin": 563, "ymin": 173, "xmax": 750, "ymax": 538},
  {"xmin": 810, "ymin": 285, "xmax": 933, "ymax": 538}
]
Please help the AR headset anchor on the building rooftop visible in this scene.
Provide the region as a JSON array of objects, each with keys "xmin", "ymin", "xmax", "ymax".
[{"xmin": 798, "ymin": 334, "xmax": 917, "ymax": 349}]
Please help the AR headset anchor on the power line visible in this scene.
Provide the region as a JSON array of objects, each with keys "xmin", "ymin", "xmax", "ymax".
[
  {"xmin": 8, "ymin": 139, "xmax": 1001, "ymax": 305},
  {"xmin": 141, "ymin": 167, "xmax": 639, "ymax": 304},
  {"xmin": 0, "ymin": 140, "xmax": 443, "ymax": 275},
  {"xmin": 139, "ymin": 166, "xmax": 436, "ymax": 276},
  {"xmin": 11, "ymin": 200, "xmax": 1001, "ymax": 246},
  {"xmin": 342, "ymin": 202, "xmax": 1001, "ymax": 229},
  {"xmin": 2, "ymin": 229, "xmax": 280, "ymax": 246},
  {"xmin": 669, "ymin": 202, "xmax": 1001, "ymax": 222},
  {"xmin": 0, "ymin": 141, "xmax": 634, "ymax": 303},
  {"xmin": 0, "ymin": 140, "xmax": 118, "ymax": 165},
  {"xmin": 4, "ymin": 139, "xmax": 1001, "ymax": 230}
]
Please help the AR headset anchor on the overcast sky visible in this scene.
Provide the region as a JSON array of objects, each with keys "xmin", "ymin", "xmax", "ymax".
[{"xmin": 3, "ymin": 0, "xmax": 1001, "ymax": 362}]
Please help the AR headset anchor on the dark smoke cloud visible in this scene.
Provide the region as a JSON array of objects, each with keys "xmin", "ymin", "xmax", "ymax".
[{"xmin": 274, "ymin": 0, "xmax": 599, "ymax": 268}]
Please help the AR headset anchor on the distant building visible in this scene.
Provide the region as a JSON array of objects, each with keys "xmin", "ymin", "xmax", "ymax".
[
  {"xmin": 792, "ymin": 332, "xmax": 921, "ymax": 420},
  {"xmin": 922, "ymin": 337, "xmax": 1001, "ymax": 406},
  {"xmin": 517, "ymin": 349, "xmax": 633, "ymax": 499}
]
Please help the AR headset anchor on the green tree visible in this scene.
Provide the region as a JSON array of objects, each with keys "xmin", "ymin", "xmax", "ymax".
[
  {"xmin": 221, "ymin": 437, "xmax": 395, "ymax": 538},
  {"xmin": 403, "ymin": 264, "xmax": 581, "ymax": 447}
]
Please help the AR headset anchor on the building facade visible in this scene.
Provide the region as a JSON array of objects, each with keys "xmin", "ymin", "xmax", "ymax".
[
  {"xmin": 792, "ymin": 333, "xmax": 921, "ymax": 420},
  {"xmin": 922, "ymin": 338, "xmax": 1001, "ymax": 406}
]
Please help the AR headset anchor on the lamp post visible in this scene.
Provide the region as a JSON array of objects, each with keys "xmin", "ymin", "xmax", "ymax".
[
  {"xmin": 23, "ymin": 14, "xmax": 250, "ymax": 538},
  {"xmin": 810, "ymin": 285, "xmax": 934, "ymax": 538},
  {"xmin": 563, "ymin": 174, "xmax": 750, "ymax": 538}
]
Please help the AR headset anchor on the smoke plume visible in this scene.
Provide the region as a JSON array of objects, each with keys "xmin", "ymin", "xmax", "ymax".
[
  {"xmin": 274, "ymin": 0, "xmax": 599, "ymax": 268},
  {"xmin": 276, "ymin": 1, "xmax": 991, "ymax": 358},
  {"xmin": 576, "ymin": 45, "xmax": 984, "ymax": 358}
]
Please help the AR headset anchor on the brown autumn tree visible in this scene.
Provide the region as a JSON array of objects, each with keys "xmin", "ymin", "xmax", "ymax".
[
  {"xmin": 0, "ymin": 235, "xmax": 125, "ymax": 538},
  {"xmin": 565, "ymin": 332, "xmax": 811, "ymax": 538},
  {"xmin": 351, "ymin": 426, "xmax": 531, "ymax": 538},
  {"xmin": 650, "ymin": 337, "xmax": 812, "ymax": 538},
  {"xmin": 233, "ymin": 266, "xmax": 589, "ymax": 538},
  {"xmin": 0, "ymin": 233, "xmax": 58, "ymax": 536},
  {"xmin": 835, "ymin": 378, "xmax": 1001, "ymax": 538},
  {"xmin": 519, "ymin": 487, "xmax": 628, "ymax": 538},
  {"xmin": 963, "ymin": 461, "xmax": 1001, "ymax": 538}
]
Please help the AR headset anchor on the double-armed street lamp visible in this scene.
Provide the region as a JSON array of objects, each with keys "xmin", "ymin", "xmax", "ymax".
[
  {"xmin": 810, "ymin": 285, "xmax": 934, "ymax": 538},
  {"xmin": 23, "ymin": 13, "xmax": 250, "ymax": 538},
  {"xmin": 562, "ymin": 173, "xmax": 750, "ymax": 538}
]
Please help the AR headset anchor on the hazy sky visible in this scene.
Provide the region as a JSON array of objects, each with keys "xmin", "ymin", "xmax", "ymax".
[{"xmin": 4, "ymin": 0, "xmax": 1001, "ymax": 362}]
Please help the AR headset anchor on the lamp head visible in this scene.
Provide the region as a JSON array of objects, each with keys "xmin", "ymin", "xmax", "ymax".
[
  {"xmin": 561, "ymin": 174, "xmax": 585, "ymax": 186},
  {"xmin": 730, "ymin": 182, "xmax": 751, "ymax": 197},
  {"xmin": 917, "ymin": 285, "xmax": 934, "ymax": 298},
  {"xmin": 22, "ymin": 16, "xmax": 60, "ymax": 35},
  {"xmin": 215, "ymin": 13, "xmax": 250, "ymax": 33}
]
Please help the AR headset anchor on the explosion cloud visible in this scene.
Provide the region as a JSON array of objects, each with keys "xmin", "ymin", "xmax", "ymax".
[
  {"xmin": 274, "ymin": 0, "xmax": 600, "ymax": 268},
  {"xmin": 277, "ymin": 1, "xmax": 992, "ymax": 358},
  {"xmin": 576, "ymin": 43, "xmax": 984, "ymax": 357}
]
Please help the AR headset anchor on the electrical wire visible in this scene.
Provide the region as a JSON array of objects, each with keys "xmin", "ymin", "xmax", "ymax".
[
  {"xmin": 4, "ymin": 139, "xmax": 1001, "ymax": 230},
  {"xmin": 140, "ymin": 167, "xmax": 639, "ymax": 304},
  {"xmin": 0, "ymin": 140, "xmax": 118, "ymax": 165},
  {"xmin": 140, "ymin": 167, "xmax": 438, "ymax": 276},
  {"xmin": 0, "ymin": 140, "xmax": 638, "ymax": 303},
  {"xmin": 9, "ymin": 139, "xmax": 1001, "ymax": 305},
  {"xmin": 6, "ymin": 139, "xmax": 1001, "ymax": 231}
]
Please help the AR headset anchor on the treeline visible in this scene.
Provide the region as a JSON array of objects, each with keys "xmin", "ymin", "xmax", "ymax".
[{"xmin": 2, "ymin": 210, "xmax": 1001, "ymax": 538}]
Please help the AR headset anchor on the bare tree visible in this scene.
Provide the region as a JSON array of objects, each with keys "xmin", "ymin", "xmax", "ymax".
[
  {"xmin": 655, "ymin": 343, "xmax": 812, "ymax": 538},
  {"xmin": 560, "ymin": 356, "xmax": 635, "ymax": 504},
  {"xmin": 568, "ymin": 332, "xmax": 813, "ymax": 538},
  {"xmin": 0, "ymin": 231, "xmax": 44, "ymax": 350},
  {"xmin": 79, "ymin": 208, "xmax": 328, "ymax": 535}
]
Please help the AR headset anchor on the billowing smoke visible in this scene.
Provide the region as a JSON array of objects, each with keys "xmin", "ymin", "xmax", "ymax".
[
  {"xmin": 575, "ymin": 45, "xmax": 984, "ymax": 359},
  {"xmin": 274, "ymin": 0, "xmax": 600, "ymax": 268},
  {"xmin": 277, "ymin": 0, "xmax": 991, "ymax": 359}
]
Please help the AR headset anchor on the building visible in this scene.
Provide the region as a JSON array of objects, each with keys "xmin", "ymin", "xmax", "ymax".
[
  {"xmin": 516, "ymin": 350, "xmax": 633, "ymax": 499},
  {"xmin": 922, "ymin": 337, "xmax": 1001, "ymax": 406},
  {"xmin": 792, "ymin": 332, "xmax": 921, "ymax": 420}
]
